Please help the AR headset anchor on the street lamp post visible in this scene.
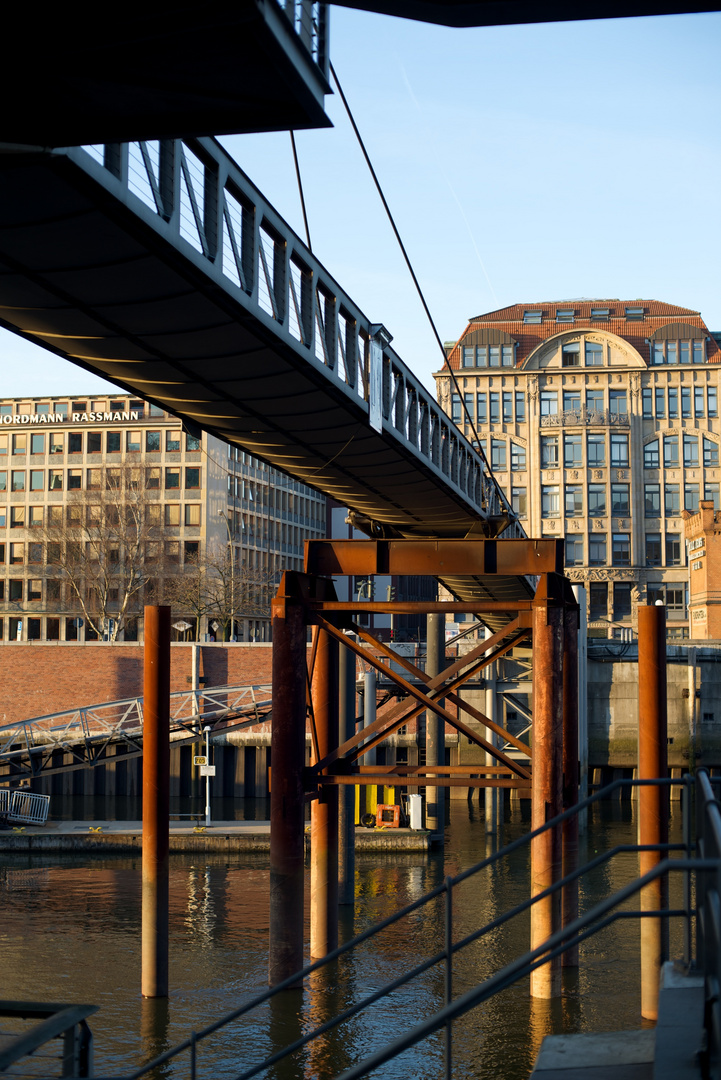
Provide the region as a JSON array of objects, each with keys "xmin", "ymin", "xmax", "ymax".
[{"xmin": 219, "ymin": 510, "xmax": 235, "ymax": 641}]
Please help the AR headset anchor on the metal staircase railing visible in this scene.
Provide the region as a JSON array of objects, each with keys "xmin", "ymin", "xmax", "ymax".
[{"xmin": 87, "ymin": 771, "xmax": 721, "ymax": 1080}]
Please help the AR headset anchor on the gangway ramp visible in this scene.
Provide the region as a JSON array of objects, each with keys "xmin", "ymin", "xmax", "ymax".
[{"xmin": 0, "ymin": 684, "xmax": 271, "ymax": 784}]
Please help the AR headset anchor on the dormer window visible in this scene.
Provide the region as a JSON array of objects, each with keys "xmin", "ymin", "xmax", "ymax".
[
  {"xmin": 524, "ymin": 310, "xmax": 542, "ymax": 325},
  {"xmin": 556, "ymin": 309, "xmax": 574, "ymax": 324},
  {"xmin": 591, "ymin": 308, "xmax": 609, "ymax": 321},
  {"xmin": 625, "ymin": 306, "xmax": 644, "ymax": 321}
]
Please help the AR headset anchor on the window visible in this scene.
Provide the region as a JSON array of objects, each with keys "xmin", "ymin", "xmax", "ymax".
[
  {"xmin": 49, "ymin": 470, "xmax": 63, "ymax": 490},
  {"xmin": 663, "ymin": 435, "xmax": 679, "ymax": 468},
  {"xmin": 47, "ymin": 506, "xmax": 62, "ymax": 527},
  {"xmin": 12, "ymin": 434, "xmax": 26, "ymax": 455},
  {"xmin": 53, "ymin": 402, "xmax": 68, "ymax": 417},
  {"xmin": 677, "ymin": 436, "xmax": 698, "ymax": 472},
  {"xmin": 587, "ymin": 434, "xmax": 606, "ymax": 467},
  {"xmin": 0, "ymin": 435, "xmax": 6, "ymax": 456},
  {"xmin": 107, "ymin": 431, "xmax": 121, "ymax": 453},
  {"xmin": 185, "ymin": 467, "xmax": 200, "ymax": 489},
  {"xmin": 655, "ymin": 388, "xmax": 666, "ymax": 418},
  {"xmin": 165, "ymin": 468, "xmax": 180, "ymax": 489},
  {"xmin": 184, "ymin": 540, "xmax": 200, "ymax": 562},
  {"xmin": 30, "ymin": 433, "xmax": 44, "ymax": 454},
  {"xmin": 611, "ymin": 484, "xmax": 630, "ymax": 515},
  {"xmin": 705, "ymin": 483, "xmax": 720, "ymax": 510},
  {"xmin": 10, "ymin": 507, "xmax": 25, "ymax": 528},
  {"xmin": 87, "ymin": 468, "xmax": 101, "ymax": 489},
  {"xmin": 67, "ymin": 505, "xmax": 82, "ymax": 527},
  {"xmin": 489, "ymin": 346, "xmax": 500, "ymax": 367},
  {"xmin": 164, "ymin": 540, "xmax": 180, "ymax": 563},
  {"xmin": 612, "ymin": 533, "xmax": 630, "ymax": 567},
  {"xmin": 476, "ymin": 393, "xmax": 487, "ymax": 423},
  {"xmin": 524, "ymin": 310, "xmax": 542, "ymax": 324},
  {"xmin": 185, "ymin": 504, "xmax": 201, "ymax": 526},
  {"xmin": 146, "ymin": 467, "xmax": 160, "ymax": 490},
  {"xmin": 613, "ymin": 583, "xmax": 632, "ymax": 618},
  {"xmin": 665, "ymin": 484, "xmax": 680, "ymax": 515},
  {"xmin": 681, "ymin": 387, "xmax": 692, "ymax": 419},
  {"xmin": 589, "ymin": 582, "xmax": 608, "ymax": 618},
  {"xmin": 709, "ymin": 387, "xmax": 718, "ymax": 418},
  {"xmin": 47, "ymin": 618, "xmax": 60, "ymax": 640},
  {"xmin": 540, "ymin": 391, "xmax": 558, "ymax": 415},
  {"xmin": 694, "ymin": 341, "xmax": 705, "ymax": 364},
  {"xmin": 666, "ymin": 534, "xmax": 682, "ymax": 566},
  {"xmin": 474, "ymin": 345, "xmax": 488, "ymax": 367},
  {"xmin": 588, "ymin": 484, "xmax": 606, "ymax": 516},
  {"xmin": 668, "ymin": 387, "xmax": 678, "ymax": 419},
  {"xmin": 610, "ymin": 434, "xmax": 629, "ymax": 467},
  {"xmin": 186, "ymin": 433, "xmax": 201, "ymax": 452},
  {"xmin": 586, "ymin": 389, "xmax": 603, "ymax": 414},
  {"xmin": 564, "ymin": 434, "xmax": 582, "ymax": 467},
  {"xmin": 540, "ymin": 435, "xmax": 559, "ymax": 467},
  {"xmin": 149, "ymin": 404, "xmax": 164, "ymax": 417},
  {"xmin": 590, "ymin": 308, "xmax": 609, "ymax": 322},
  {"xmin": 667, "ymin": 342, "xmax": 678, "ymax": 365},
  {"xmin": 451, "ymin": 394, "xmax": 461, "ymax": 422},
  {"xmin": 644, "ymin": 484, "xmax": 661, "ymax": 517},
  {"xmin": 511, "ymin": 443, "xmax": 526, "ymax": 471},
  {"xmin": 28, "ymin": 579, "xmax": 42, "ymax": 601},
  {"xmin": 565, "ymin": 485, "xmax": 583, "ymax": 516},
  {"xmin": 491, "ymin": 439, "xmax": 506, "ymax": 469},
  {"xmin": 489, "ymin": 392, "xmax": 500, "ymax": 423},
  {"xmin": 68, "ymin": 432, "xmax": 83, "ymax": 454},
  {"xmin": 609, "ymin": 390, "xmax": 627, "ymax": 416},
  {"xmin": 541, "ymin": 485, "xmax": 560, "ymax": 517},
  {"xmin": 166, "ymin": 431, "xmax": 181, "ymax": 452},
  {"xmin": 9, "ymin": 580, "xmax": 23, "ymax": 601},
  {"xmin": 165, "ymin": 504, "xmax": 180, "ymax": 526},
  {"xmin": 589, "ymin": 534, "xmax": 607, "ymax": 566},
  {"xmin": 26, "ymin": 469, "xmax": 43, "ymax": 491},
  {"xmin": 29, "ymin": 506, "xmax": 42, "ymax": 528},
  {"xmin": 642, "ymin": 388, "xmax": 653, "ymax": 417},
  {"xmin": 511, "ymin": 487, "xmax": 527, "ymax": 517},
  {"xmin": 87, "ymin": 432, "xmax": 102, "ymax": 453},
  {"xmin": 71, "ymin": 401, "xmax": 87, "ymax": 413},
  {"xmin": 644, "ymin": 440, "xmax": 659, "ymax": 468},
  {"xmin": 563, "ymin": 389, "xmax": 581, "ymax": 412},
  {"xmin": 562, "ymin": 343, "xmax": 580, "ymax": 366},
  {"xmin": 685, "ymin": 484, "xmax": 700, "ymax": 513},
  {"xmin": 565, "ymin": 537, "xmax": 583, "ymax": 565},
  {"xmin": 68, "ymin": 469, "xmax": 82, "ymax": 490},
  {"xmin": 11, "ymin": 470, "xmax": 25, "ymax": 491},
  {"xmin": 464, "ymin": 392, "xmax": 474, "ymax": 423},
  {"xmin": 695, "ymin": 387, "xmax": 705, "ymax": 417},
  {"xmin": 0, "ymin": 471, "xmax": 5, "ymax": 492},
  {"xmin": 462, "ymin": 346, "xmax": 475, "ymax": 367},
  {"xmin": 645, "ymin": 533, "xmax": 662, "ymax": 566},
  {"xmin": 49, "ymin": 433, "xmax": 63, "ymax": 454},
  {"xmin": 625, "ymin": 306, "xmax": 644, "ymax": 321},
  {"xmin": 146, "ymin": 504, "xmax": 161, "ymax": 526},
  {"xmin": 515, "ymin": 392, "xmax": 526, "ymax": 421},
  {"xmin": 557, "ymin": 309, "xmax": 575, "ymax": 324},
  {"xmin": 582, "ymin": 342, "xmax": 604, "ymax": 369},
  {"xmin": 502, "ymin": 345, "xmax": 514, "ymax": 367},
  {"xmin": 10, "ymin": 543, "xmax": 24, "ymax": 564},
  {"xmin": 502, "ymin": 392, "xmax": 513, "ymax": 422},
  {"xmin": 704, "ymin": 438, "xmax": 719, "ymax": 467}
]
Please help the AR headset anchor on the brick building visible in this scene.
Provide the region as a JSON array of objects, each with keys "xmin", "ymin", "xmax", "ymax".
[
  {"xmin": 682, "ymin": 500, "xmax": 721, "ymax": 639},
  {"xmin": 435, "ymin": 300, "xmax": 721, "ymax": 638},
  {"xmin": 0, "ymin": 392, "xmax": 326, "ymax": 643}
]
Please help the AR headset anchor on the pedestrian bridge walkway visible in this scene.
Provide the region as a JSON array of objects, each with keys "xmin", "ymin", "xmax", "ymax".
[{"xmin": 0, "ymin": 684, "xmax": 271, "ymax": 784}]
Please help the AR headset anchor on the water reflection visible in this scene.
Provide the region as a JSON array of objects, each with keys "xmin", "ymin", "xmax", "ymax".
[{"xmin": 0, "ymin": 799, "xmax": 686, "ymax": 1079}]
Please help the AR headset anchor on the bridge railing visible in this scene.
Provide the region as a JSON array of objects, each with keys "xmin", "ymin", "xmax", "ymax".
[{"xmin": 71, "ymin": 133, "xmax": 515, "ymax": 528}]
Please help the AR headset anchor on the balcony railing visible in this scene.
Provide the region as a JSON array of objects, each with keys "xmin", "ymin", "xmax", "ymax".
[{"xmin": 541, "ymin": 408, "xmax": 630, "ymax": 428}]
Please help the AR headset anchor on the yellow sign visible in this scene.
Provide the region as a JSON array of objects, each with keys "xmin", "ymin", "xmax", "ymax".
[{"xmin": 193, "ymin": 755, "xmax": 207, "ymax": 766}]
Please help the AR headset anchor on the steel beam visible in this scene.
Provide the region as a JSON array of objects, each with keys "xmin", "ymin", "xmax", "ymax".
[
  {"xmin": 305, "ymin": 538, "xmax": 563, "ymax": 577},
  {"xmin": 425, "ymin": 613, "xmax": 445, "ymax": 841}
]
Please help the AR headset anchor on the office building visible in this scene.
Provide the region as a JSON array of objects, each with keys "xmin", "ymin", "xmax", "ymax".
[{"xmin": 435, "ymin": 300, "xmax": 721, "ymax": 638}]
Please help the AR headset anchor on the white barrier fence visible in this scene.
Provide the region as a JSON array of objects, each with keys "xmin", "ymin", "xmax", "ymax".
[{"xmin": 0, "ymin": 789, "xmax": 50, "ymax": 825}]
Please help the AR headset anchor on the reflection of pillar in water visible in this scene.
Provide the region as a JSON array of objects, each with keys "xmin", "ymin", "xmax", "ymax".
[
  {"xmin": 528, "ymin": 996, "xmax": 564, "ymax": 1075},
  {"xmin": 267, "ymin": 989, "xmax": 305, "ymax": 1080},
  {"xmin": 306, "ymin": 965, "xmax": 355, "ymax": 1080},
  {"xmin": 140, "ymin": 997, "xmax": 171, "ymax": 1080}
]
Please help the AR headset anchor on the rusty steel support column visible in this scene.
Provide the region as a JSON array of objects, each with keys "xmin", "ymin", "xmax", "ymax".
[
  {"xmin": 562, "ymin": 600, "xmax": 579, "ymax": 967},
  {"xmin": 638, "ymin": 602, "xmax": 668, "ymax": 1021},
  {"xmin": 338, "ymin": 636, "xmax": 356, "ymax": 907},
  {"xmin": 310, "ymin": 624, "xmax": 339, "ymax": 959},
  {"xmin": 425, "ymin": 612, "xmax": 445, "ymax": 843},
  {"xmin": 142, "ymin": 605, "xmax": 171, "ymax": 999},
  {"xmin": 269, "ymin": 573, "xmax": 307, "ymax": 987},
  {"xmin": 530, "ymin": 577, "xmax": 564, "ymax": 999}
]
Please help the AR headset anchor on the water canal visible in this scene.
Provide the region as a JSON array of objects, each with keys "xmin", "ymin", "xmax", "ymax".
[{"xmin": 0, "ymin": 796, "xmax": 685, "ymax": 1079}]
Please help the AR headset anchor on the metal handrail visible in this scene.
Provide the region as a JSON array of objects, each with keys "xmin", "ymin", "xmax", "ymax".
[{"xmin": 93, "ymin": 774, "xmax": 702, "ymax": 1080}]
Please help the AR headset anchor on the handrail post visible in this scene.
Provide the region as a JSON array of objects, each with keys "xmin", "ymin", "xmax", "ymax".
[
  {"xmin": 638, "ymin": 602, "xmax": 668, "ymax": 1020},
  {"xmin": 682, "ymin": 774, "xmax": 694, "ymax": 966},
  {"xmin": 562, "ymin": 598, "xmax": 579, "ymax": 967}
]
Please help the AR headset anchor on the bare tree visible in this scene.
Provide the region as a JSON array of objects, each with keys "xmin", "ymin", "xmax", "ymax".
[
  {"xmin": 162, "ymin": 543, "xmax": 276, "ymax": 641},
  {"xmin": 44, "ymin": 465, "xmax": 163, "ymax": 641}
]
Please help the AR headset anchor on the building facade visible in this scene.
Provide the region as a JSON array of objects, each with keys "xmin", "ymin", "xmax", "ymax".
[
  {"xmin": 435, "ymin": 300, "xmax": 721, "ymax": 638},
  {"xmin": 0, "ymin": 393, "xmax": 326, "ymax": 643}
]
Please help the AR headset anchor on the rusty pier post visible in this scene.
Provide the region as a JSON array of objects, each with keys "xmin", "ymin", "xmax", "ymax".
[
  {"xmin": 638, "ymin": 603, "xmax": 668, "ymax": 1020},
  {"xmin": 142, "ymin": 605, "xmax": 171, "ymax": 998},
  {"xmin": 310, "ymin": 624, "xmax": 340, "ymax": 958},
  {"xmin": 269, "ymin": 573, "xmax": 307, "ymax": 986},
  {"xmin": 530, "ymin": 575, "xmax": 564, "ymax": 999},
  {"xmin": 425, "ymin": 612, "xmax": 445, "ymax": 843},
  {"xmin": 562, "ymin": 596, "xmax": 579, "ymax": 967},
  {"xmin": 338, "ymin": 637, "xmax": 356, "ymax": 907}
]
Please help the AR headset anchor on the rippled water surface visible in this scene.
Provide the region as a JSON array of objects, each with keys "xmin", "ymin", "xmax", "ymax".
[{"xmin": 0, "ymin": 797, "xmax": 685, "ymax": 1079}]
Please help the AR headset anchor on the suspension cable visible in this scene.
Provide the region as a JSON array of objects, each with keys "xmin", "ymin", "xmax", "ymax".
[{"xmin": 290, "ymin": 130, "xmax": 312, "ymax": 253}]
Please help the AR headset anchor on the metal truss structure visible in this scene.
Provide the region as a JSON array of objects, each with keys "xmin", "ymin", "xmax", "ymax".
[{"xmin": 0, "ymin": 684, "xmax": 272, "ymax": 784}]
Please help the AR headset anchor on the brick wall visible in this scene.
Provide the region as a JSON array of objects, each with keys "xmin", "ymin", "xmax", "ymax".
[{"xmin": 0, "ymin": 643, "xmax": 274, "ymax": 726}]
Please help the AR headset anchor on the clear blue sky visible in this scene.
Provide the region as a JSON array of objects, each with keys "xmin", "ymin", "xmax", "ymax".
[{"xmin": 2, "ymin": 7, "xmax": 719, "ymax": 398}]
